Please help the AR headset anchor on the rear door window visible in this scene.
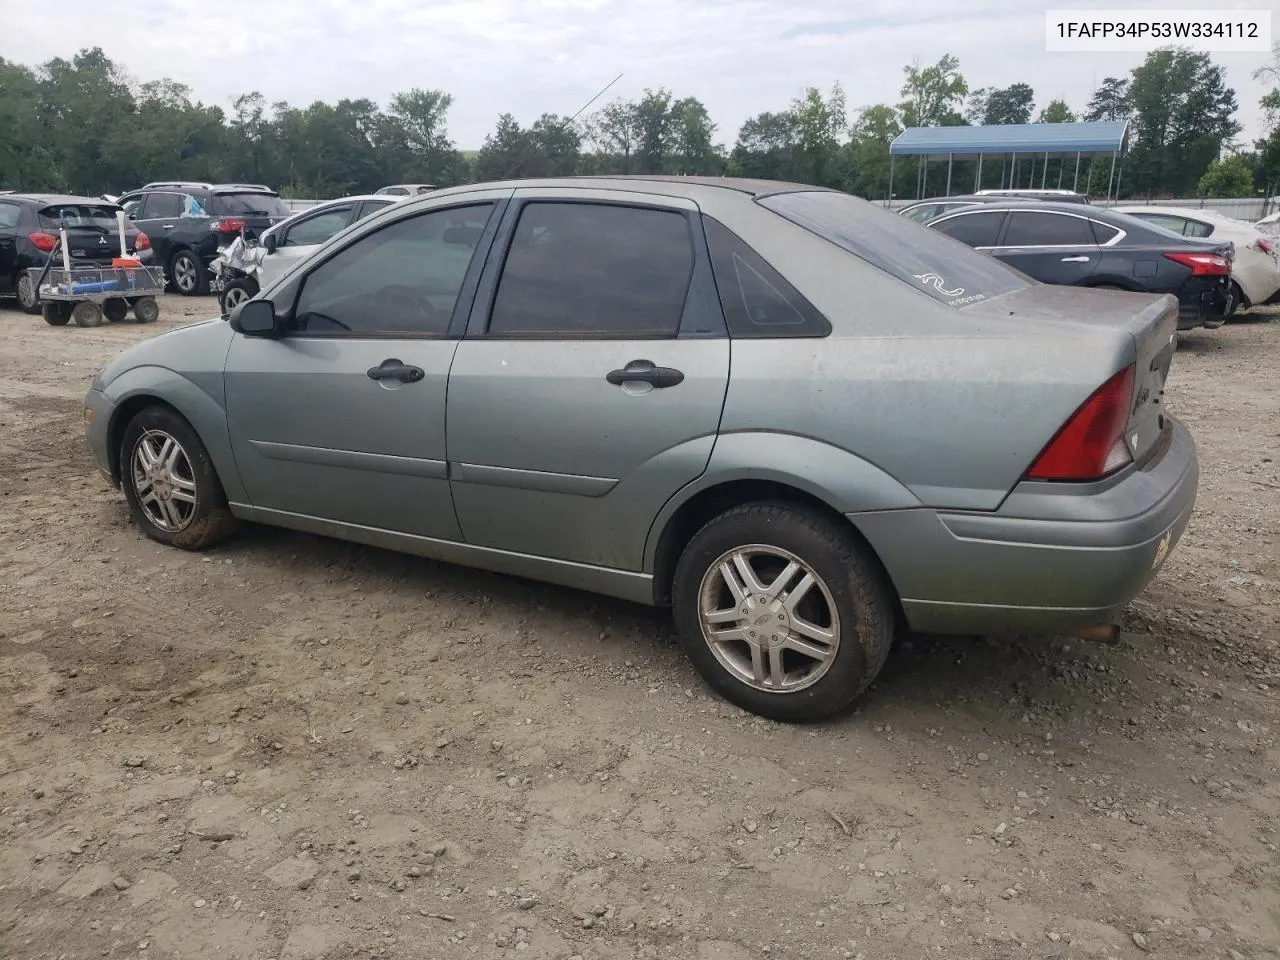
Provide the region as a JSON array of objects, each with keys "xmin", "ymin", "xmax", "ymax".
[
  {"xmin": 758, "ymin": 190, "xmax": 1029, "ymax": 307},
  {"xmin": 141, "ymin": 192, "xmax": 184, "ymax": 219},
  {"xmin": 932, "ymin": 211, "xmax": 1006, "ymax": 247},
  {"xmin": 0, "ymin": 201, "xmax": 23, "ymax": 229},
  {"xmin": 1001, "ymin": 212, "xmax": 1096, "ymax": 247}
]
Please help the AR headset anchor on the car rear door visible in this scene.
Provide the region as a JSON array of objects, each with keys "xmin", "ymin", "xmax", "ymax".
[
  {"xmin": 444, "ymin": 188, "xmax": 731, "ymax": 572},
  {"xmin": 987, "ymin": 210, "xmax": 1101, "ymax": 285},
  {"xmin": 0, "ymin": 200, "xmax": 21, "ymax": 290}
]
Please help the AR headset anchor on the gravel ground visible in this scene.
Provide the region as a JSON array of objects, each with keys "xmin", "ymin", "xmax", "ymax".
[{"xmin": 0, "ymin": 295, "xmax": 1277, "ymax": 960}]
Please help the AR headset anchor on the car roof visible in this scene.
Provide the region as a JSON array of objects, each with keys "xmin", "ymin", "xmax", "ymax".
[
  {"xmin": 1115, "ymin": 205, "xmax": 1251, "ymax": 225},
  {"xmin": 399, "ymin": 176, "xmax": 827, "ymax": 203},
  {"xmin": 0, "ymin": 193, "xmax": 121, "ymax": 206},
  {"xmin": 937, "ymin": 199, "xmax": 1110, "ymax": 216}
]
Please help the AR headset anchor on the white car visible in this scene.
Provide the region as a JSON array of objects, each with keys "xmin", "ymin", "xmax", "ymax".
[
  {"xmin": 1115, "ymin": 205, "xmax": 1280, "ymax": 314},
  {"xmin": 255, "ymin": 194, "xmax": 408, "ymax": 288}
]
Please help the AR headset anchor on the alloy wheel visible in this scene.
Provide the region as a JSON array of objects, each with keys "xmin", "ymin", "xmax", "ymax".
[
  {"xmin": 130, "ymin": 429, "xmax": 199, "ymax": 533},
  {"xmin": 697, "ymin": 544, "xmax": 841, "ymax": 694}
]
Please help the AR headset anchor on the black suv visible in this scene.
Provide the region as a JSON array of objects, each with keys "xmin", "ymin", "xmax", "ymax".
[
  {"xmin": 118, "ymin": 182, "xmax": 292, "ymax": 295},
  {"xmin": 0, "ymin": 193, "xmax": 154, "ymax": 313}
]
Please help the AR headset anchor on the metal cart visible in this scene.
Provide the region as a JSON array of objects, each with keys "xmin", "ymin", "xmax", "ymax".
[{"xmin": 30, "ymin": 263, "xmax": 164, "ymax": 327}]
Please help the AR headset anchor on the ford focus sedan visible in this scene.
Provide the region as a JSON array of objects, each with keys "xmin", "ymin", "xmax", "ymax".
[{"xmin": 83, "ymin": 177, "xmax": 1198, "ymax": 723}]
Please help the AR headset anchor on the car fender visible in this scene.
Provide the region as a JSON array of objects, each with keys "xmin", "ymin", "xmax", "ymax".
[
  {"xmin": 642, "ymin": 430, "xmax": 923, "ymax": 572},
  {"xmin": 102, "ymin": 365, "xmax": 245, "ymax": 502}
]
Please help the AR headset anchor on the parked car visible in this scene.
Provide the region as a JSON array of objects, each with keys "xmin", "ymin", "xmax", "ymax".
[
  {"xmin": 84, "ymin": 177, "xmax": 1198, "ymax": 722},
  {"xmin": 1114, "ymin": 205, "xmax": 1280, "ymax": 314},
  {"xmin": 973, "ymin": 188, "xmax": 1091, "ymax": 204},
  {"xmin": 117, "ymin": 182, "xmax": 292, "ymax": 296},
  {"xmin": 1256, "ymin": 209, "xmax": 1280, "ymax": 237},
  {"xmin": 0, "ymin": 193, "xmax": 153, "ymax": 313},
  {"xmin": 899, "ymin": 194, "xmax": 1043, "ymax": 223},
  {"xmin": 214, "ymin": 194, "xmax": 408, "ymax": 313},
  {"xmin": 927, "ymin": 201, "xmax": 1233, "ymax": 329},
  {"xmin": 376, "ymin": 183, "xmax": 438, "ymax": 196}
]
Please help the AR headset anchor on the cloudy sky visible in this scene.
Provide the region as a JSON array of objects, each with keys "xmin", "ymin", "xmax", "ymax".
[{"xmin": 2, "ymin": 0, "xmax": 1275, "ymax": 149}]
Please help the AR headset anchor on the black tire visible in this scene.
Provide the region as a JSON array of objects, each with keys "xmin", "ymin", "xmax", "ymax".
[
  {"xmin": 103, "ymin": 298, "xmax": 130, "ymax": 323},
  {"xmin": 15, "ymin": 272, "xmax": 42, "ymax": 314},
  {"xmin": 132, "ymin": 296, "xmax": 159, "ymax": 324},
  {"xmin": 671, "ymin": 501, "xmax": 896, "ymax": 723},
  {"xmin": 169, "ymin": 249, "xmax": 209, "ymax": 296},
  {"xmin": 218, "ymin": 276, "xmax": 259, "ymax": 314},
  {"xmin": 1226, "ymin": 281, "xmax": 1245, "ymax": 319},
  {"xmin": 41, "ymin": 301, "xmax": 73, "ymax": 326},
  {"xmin": 120, "ymin": 406, "xmax": 239, "ymax": 550}
]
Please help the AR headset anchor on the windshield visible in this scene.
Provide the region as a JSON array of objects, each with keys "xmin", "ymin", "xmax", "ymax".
[
  {"xmin": 759, "ymin": 190, "xmax": 1032, "ymax": 307},
  {"xmin": 211, "ymin": 193, "xmax": 291, "ymax": 217},
  {"xmin": 39, "ymin": 204, "xmax": 124, "ymax": 231}
]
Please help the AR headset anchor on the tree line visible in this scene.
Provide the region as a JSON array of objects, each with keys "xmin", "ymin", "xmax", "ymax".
[{"xmin": 0, "ymin": 45, "xmax": 1276, "ymax": 202}]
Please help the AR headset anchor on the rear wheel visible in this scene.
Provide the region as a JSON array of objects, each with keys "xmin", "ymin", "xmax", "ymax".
[
  {"xmin": 72, "ymin": 301, "xmax": 104, "ymax": 327},
  {"xmin": 1226, "ymin": 281, "xmax": 1245, "ymax": 319},
  {"xmin": 671, "ymin": 501, "xmax": 896, "ymax": 723},
  {"xmin": 15, "ymin": 272, "xmax": 41, "ymax": 314},
  {"xmin": 103, "ymin": 298, "xmax": 129, "ymax": 323},
  {"xmin": 120, "ymin": 406, "xmax": 238, "ymax": 550},
  {"xmin": 169, "ymin": 249, "xmax": 208, "ymax": 296},
  {"xmin": 132, "ymin": 296, "xmax": 159, "ymax": 323}
]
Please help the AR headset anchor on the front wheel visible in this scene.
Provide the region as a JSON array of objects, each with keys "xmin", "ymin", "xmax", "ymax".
[
  {"xmin": 41, "ymin": 301, "xmax": 73, "ymax": 326},
  {"xmin": 16, "ymin": 272, "xmax": 42, "ymax": 314},
  {"xmin": 120, "ymin": 406, "xmax": 239, "ymax": 550},
  {"xmin": 218, "ymin": 276, "xmax": 259, "ymax": 314},
  {"xmin": 169, "ymin": 249, "xmax": 209, "ymax": 296},
  {"xmin": 671, "ymin": 502, "xmax": 897, "ymax": 723}
]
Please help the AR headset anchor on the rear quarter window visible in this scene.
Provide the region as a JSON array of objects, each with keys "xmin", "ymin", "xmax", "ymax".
[{"xmin": 758, "ymin": 190, "xmax": 1031, "ymax": 307}]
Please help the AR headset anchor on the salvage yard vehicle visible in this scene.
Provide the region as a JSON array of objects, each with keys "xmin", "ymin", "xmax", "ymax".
[
  {"xmin": 212, "ymin": 194, "xmax": 405, "ymax": 313},
  {"xmin": 117, "ymin": 182, "xmax": 292, "ymax": 296},
  {"xmin": 1114, "ymin": 205, "xmax": 1280, "ymax": 314},
  {"xmin": 84, "ymin": 176, "xmax": 1199, "ymax": 723},
  {"xmin": 927, "ymin": 200, "xmax": 1234, "ymax": 329},
  {"xmin": 0, "ymin": 194, "xmax": 154, "ymax": 313}
]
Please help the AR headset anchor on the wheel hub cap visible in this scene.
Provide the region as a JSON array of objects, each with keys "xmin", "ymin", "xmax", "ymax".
[{"xmin": 131, "ymin": 429, "xmax": 198, "ymax": 533}]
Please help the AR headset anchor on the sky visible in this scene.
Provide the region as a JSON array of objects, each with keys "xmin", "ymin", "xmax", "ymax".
[{"xmin": 1, "ymin": 0, "xmax": 1275, "ymax": 150}]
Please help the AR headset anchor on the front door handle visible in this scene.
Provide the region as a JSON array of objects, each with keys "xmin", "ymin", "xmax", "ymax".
[
  {"xmin": 367, "ymin": 358, "xmax": 425, "ymax": 383},
  {"xmin": 1061, "ymin": 255, "xmax": 1091, "ymax": 262},
  {"xmin": 606, "ymin": 359, "xmax": 684, "ymax": 389}
]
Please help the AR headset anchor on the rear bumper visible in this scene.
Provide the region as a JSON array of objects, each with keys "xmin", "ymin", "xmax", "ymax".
[
  {"xmin": 852, "ymin": 417, "xmax": 1199, "ymax": 636},
  {"xmin": 1177, "ymin": 277, "xmax": 1229, "ymax": 329}
]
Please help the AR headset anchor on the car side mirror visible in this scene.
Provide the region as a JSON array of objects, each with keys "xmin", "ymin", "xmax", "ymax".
[
  {"xmin": 230, "ymin": 298, "xmax": 281, "ymax": 337},
  {"xmin": 263, "ymin": 233, "xmax": 278, "ymax": 254}
]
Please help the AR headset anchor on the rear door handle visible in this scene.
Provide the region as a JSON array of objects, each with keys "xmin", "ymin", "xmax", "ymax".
[
  {"xmin": 1061, "ymin": 256, "xmax": 1091, "ymax": 263},
  {"xmin": 606, "ymin": 359, "xmax": 684, "ymax": 389},
  {"xmin": 367, "ymin": 358, "xmax": 425, "ymax": 383}
]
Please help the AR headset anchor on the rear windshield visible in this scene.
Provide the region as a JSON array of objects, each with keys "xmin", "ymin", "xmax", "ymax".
[
  {"xmin": 211, "ymin": 192, "xmax": 291, "ymax": 217},
  {"xmin": 758, "ymin": 190, "xmax": 1031, "ymax": 307},
  {"xmin": 39, "ymin": 204, "xmax": 123, "ymax": 231}
]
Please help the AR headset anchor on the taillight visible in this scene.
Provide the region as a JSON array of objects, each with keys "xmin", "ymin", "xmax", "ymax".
[
  {"xmin": 28, "ymin": 231, "xmax": 57, "ymax": 252},
  {"xmin": 1026, "ymin": 365, "xmax": 1136, "ymax": 481},
  {"xmin": 1255, "ymin": 237, "xmax": 1274, "ymax": 255},
  {"xmin": 1163, "ymin": 252, "xmax": 1231, "ymax": 276},
  {"xmin": 210, "ymin": 218, "xmax": 246, "ymax": 234},
  {"xmin": 134, "ymin": 232, "xmax": 151, "ymax": 251}
]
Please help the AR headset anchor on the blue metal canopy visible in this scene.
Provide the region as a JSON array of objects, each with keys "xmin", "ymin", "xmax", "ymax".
[{"xmin": 889, "ymin": 120, "xmax": 1128, "ymax": 158}]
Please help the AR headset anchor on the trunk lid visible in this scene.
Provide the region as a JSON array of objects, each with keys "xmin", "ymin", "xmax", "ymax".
[
  {"xmin": 38, "ymin": 203, "xmax": 144, "ymax": 262},
  {"xmin": 968, "ymin": 284, "xmax": 1178, "ymax": 468}
]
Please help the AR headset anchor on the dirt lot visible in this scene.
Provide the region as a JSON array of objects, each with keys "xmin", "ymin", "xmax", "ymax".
[{"xmin": 0, "ymin": 294, "xmax": 1277, "ymax": 960}]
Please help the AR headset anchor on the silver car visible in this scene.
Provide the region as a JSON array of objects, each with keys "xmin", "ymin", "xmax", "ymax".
[{"xmin": 83, "ymin": 177, "xmax": 1198, "ymax": 723}]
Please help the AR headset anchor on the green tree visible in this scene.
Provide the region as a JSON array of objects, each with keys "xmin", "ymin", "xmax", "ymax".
[
  {"xmin": 1037, "ymin": 99, "xmax": 1076, "ymax": 123},
  {"xmin": 729, "ymin": 111, "xmax": 800, "ymax": 181},
  {"xmin": 584, "ymin": 99, "xmax": 638, "ymax": 173},
  {"xmin": 669, "ymin": 97, "xmax": 719, "ymax": 174},
  {"xmin": 1197, "ymin": 155, "xmax": 1255, "ymax": 197},
  {"xmin": 1254, "ymin": 45, "xmax": 1280, "ymax": 193},
  {"xmin": 898, "ymin": 54, "xmax": 968, "ymax": 127},
  {"xmin": 790, "ymin": 84, "xmax": 849, "ymax": 187},
  {"xmin": 851, "ymin": 103, "xmax": 902, "ymax": 199},
  {"xmin": 1084, "ymin": 77, "xmax": 1131, "ymax": 122},
  {"xmin": 1125, "ymin": 47, "xmax": 1239, "ymax": 197},
  {"xmin": 387, "ymin": 88, "xmax": 462, "ymax": 185},
  {"xmin": 473, "ymin": 113, "xmax": 530, "ymax": 180},
  {"xmin": 982, "ymin": 83, "xmax": 1035, "ymax": 124}
]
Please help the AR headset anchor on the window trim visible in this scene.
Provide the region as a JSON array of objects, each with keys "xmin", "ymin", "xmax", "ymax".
[
  {"xmin": 929, "ymin": 209, "xmax": 1010, "ymax": 248},
  {"xmin": 933, "ymin": 208, "xmax": 1126, "ymax": 250},
  {"xmin": 279, "ymin": 203, "xmax": 356, "ymax": 248},
  {"xmin": 467, "ymin": 195, "xmax": 718, "ymax": 342},
  {"xmin": 270, "ymin": 198, "xmax": 507, "ymax": 342}
]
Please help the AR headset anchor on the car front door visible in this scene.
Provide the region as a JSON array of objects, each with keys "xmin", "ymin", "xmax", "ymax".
[
  {"xmin": 133, "ymin": 191, "xmax": 187, "ymax": 268},
  {"xmin": 257, "ymin": 203, "xmax": 357, "ymax": 288},
  {"xmin": 445, "ymin": 189, "xmax": 731, "ymax": 572},
  {"xmin": 222, "ymin": 192, "xmax": 510, "ymax": 540},
  {"xmin": 987, "ymin": 210, "xmax": 1101, "ymax": 284}
]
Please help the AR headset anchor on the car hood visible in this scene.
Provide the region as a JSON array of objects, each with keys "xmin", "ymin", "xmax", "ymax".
[{"xmin": 94, "ymin": 317, "xmax": 232, "ymax": 390}]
